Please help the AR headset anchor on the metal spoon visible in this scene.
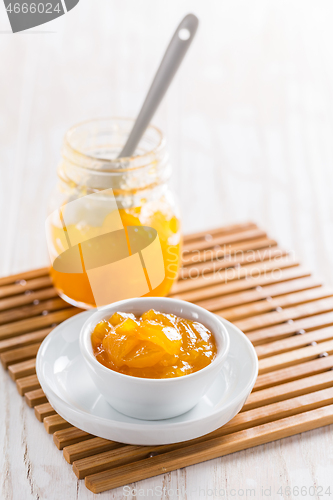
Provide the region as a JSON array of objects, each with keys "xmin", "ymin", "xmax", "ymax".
[{"xmin": 117, "ymin": 13, "xmax": 199, "ymax": 159}]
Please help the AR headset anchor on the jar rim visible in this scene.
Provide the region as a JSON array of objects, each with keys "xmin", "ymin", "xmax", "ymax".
[{"xmin": 64, "ymin": 117, "xmax": 165, "ymax": 171}]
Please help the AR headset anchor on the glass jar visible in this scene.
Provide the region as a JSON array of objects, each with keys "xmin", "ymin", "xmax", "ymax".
[{"xmin": 45, "ymin": 118, "xmax": 181, "ymax": 309}]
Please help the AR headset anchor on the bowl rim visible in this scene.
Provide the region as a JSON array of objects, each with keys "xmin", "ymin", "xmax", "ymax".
[{"xmin": 79, "ymin": 297, "xmax": 230, "ymax": 383}]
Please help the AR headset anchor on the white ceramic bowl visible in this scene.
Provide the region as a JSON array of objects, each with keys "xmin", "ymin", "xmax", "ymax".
[
  {"xmin": 37, "ymin": 311, "xmax": 257, "ymax": 444},
  {"xmin": 80, "ymin": 297, "xmax": 230, "ymax": 420}
]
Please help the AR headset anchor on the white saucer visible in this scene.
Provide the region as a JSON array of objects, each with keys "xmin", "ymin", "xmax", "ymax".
[{"xmin": 36, "ymin": 311, "xmax": 258, "ymax": 445}]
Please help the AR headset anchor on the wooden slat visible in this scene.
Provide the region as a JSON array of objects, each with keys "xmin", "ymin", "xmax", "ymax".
[
  {"xmin": 0, "ymin": 267, "xmax": 49, "ymax": 287},
  {"xmin": 183, "ymin": 228, "xmax": 267, "ymax": 253},
  {"xmin": 256, "ymin": 326, "xmax": 333, "ymax": 359},
  {"xmin": 258, "ymin": 339, "xmax": 333, "ymax": 374},
  {"xmin": 182, "ymin": 237, "xmax": 277, "ymax": 267},
  {"xmin": 235, "ymin": 296, "xmax": 333, "ymax": 333},
  {"xmin": 74, "ymin": 443, "xmax": 183, "ymax": 479},
  {"xmin": 63, "ymin": 438, "xmax": 123, "ymax": 463},
  {"xmin": 0, "ymin": 287, "xmax": 58, "ymax": 312},
  {"xmin": 44, "ymin": 414, "xmax": 72, "ymax": 434},
  {"xmin": 254, "ymin": 355, "xmax": 333, "ymax": 391},
  {"xmin": 54, "ymin": 429, "xmax": 98, "ymax": 451},
  {"xmin": 172, "ymin": 266, "xmax": 304, "ymax": 308},
  {"xmin": 8, "ymin": 358, "xmax": 36, "ymax": 380},
  {"xmin": 247, "ymin": 311, "xmax": 333, "ymax": 345},
  {"xmin": 0, "ymin": 276, "xmax": 52, "ymax": 300},
  {"xmin": 171, "ymin": 257, "xmax": 300, "ymax": 298},
  {"xmin": 0, "ymin": 297, "xmax": 71, "ymax": 325},
  {"xmin": 0, "ymin": 327, "xmax": 53, "ymax": 353},
  {"xmin": 34, "ymin": 402, "xmax": 56, "ymax": 422},
  {"xmin": 24, "ymin": 388, "xmax": 47, "ymax": 407},
  {"xmin": 182, "ymin": 222, "xmax": 258, "ymax": 243},
  {"xmin": 196, "ymin": 269, "xmax": 313, "ymax": 311},
  {"xmin": 180, "ymin": 247, "xmax": 286, "ymax": 280},
  {"xmin": 84, "ymin": 405, "xmax": 333, "ymax": 493},
  {"xmin": 0, "ymin": 342, "xmax": 41, "ymax": 369},
  {"xmin": 74, "ymin": 387, "xmax": 333, "ymax": 480},
  {"xmin": 0, "ymin": 308, "xmax": 80, "ymax": 341},
  {"xmin": 16, "ymin": 374, "xmax": 40, "ymax": 396},
  {"xmin": 222, "ymin": 286, "xmax": 332, "ymax": 322},
  {"xmin": 212, "ymin": 277, "xmax": 321, "ymax": 313},
  {"xmin": 243, "ymin": 371, "xmax": 333, "ymax": 411}
]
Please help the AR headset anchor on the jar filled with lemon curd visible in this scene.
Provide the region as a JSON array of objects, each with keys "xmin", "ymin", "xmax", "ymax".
[{"xmin": 46, "ymin": 118, "xmax": 181, "ymax": 309}]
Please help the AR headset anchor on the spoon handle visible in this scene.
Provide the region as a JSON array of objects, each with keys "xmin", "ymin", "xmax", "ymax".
[{"xmin": 118, "ymin": 13, "xmax": 199, "ymax": 159}]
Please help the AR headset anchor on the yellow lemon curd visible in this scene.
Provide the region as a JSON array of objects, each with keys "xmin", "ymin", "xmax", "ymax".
[{"xmin": 91, "ymin": 309, "xmax": 217, "ymax": 379}]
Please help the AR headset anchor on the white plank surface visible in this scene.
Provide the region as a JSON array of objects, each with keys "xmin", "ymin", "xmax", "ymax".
[{"xmin": 1, "ymin": 0, "xmax": 333, "ymax": 498}]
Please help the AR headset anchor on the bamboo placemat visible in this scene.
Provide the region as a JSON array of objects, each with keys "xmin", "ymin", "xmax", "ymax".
[{"xmin": 1, "ymin": 221, "xmax": 333, "ymax": 493}]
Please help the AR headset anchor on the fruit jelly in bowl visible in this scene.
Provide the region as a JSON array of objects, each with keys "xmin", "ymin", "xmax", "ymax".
[{"xmin": 37, "ymin": 311, "xmax": 258, "ymax": 444}]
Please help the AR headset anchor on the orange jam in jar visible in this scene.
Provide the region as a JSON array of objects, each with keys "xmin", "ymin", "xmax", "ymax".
[
  {"xmin": 46, "ymin": 119, "xmax": 181, "ymax": 309},
  {"xmin": 91, "ymin": 309, "xmax": 218, "ymax": 379}
]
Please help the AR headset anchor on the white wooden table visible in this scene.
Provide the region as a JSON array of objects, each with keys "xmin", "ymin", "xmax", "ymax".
[{"xmin": 1, "ymin": 1, "xmax": 333, "ymax": 498}]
